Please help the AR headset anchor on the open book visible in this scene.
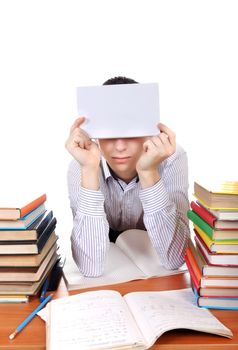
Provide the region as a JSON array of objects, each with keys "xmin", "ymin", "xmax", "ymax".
[
  {"xmin": 38, "ymin": 288, "xmax": 232, "ymax": 350},
  {"xmin": 63, "ymin": 229, "xmax": 187, "ymax": 290}
]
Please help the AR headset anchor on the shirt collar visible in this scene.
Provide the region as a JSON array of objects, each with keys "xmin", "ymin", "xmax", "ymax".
[{"xmin": 101, "ymin": 157, "xmax": 113, "ymax": 180}]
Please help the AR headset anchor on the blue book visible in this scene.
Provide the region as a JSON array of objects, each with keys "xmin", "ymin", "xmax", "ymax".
[
  {"xmin": 0, "ymin": 204, "xmax": 46, "ymax": 230},
  {"xmin": 197, "ymin": 295, "xmax": 238, "ymax": 310},
  {"xmin": 191, "ymin": 281, "xmax": 238, "ymax": 310}
]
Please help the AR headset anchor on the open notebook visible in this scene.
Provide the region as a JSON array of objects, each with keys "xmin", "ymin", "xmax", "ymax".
[
  {"xmin": 38, "ymin": 288, "xmax": 232, "ymax": 350},
  {"xmin": 63, "ymin": 229, "xmax": 187, "ymax": 290}
]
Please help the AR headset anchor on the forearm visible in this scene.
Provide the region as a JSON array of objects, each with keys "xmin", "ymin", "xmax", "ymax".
[
  {"xmin": 71, "ymin": 212, "xmax": 110, "ymax": 276},
  {"xmin": 68, "ymin": 167, "xmax": 110, "ymax": 276},
  {"xmin": 140, "ymin": 179, "xmax": 190, "ymax": 269},
  {"xmin": 81, "ymin": 166, "xmax": 100, "ymax": 190},
  {"xmin": 137, "ymin": 168, "xmax": 161, "ymax": 189}
]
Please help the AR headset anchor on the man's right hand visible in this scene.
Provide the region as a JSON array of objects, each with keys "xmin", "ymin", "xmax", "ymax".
[{"xmin": 65, "ymin": 116, "xmax": 101, "ymax": 172}]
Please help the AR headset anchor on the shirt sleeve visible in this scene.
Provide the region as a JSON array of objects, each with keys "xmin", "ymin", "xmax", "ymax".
[
  {"xmin": 139, "ymin": 147, "xmax": 190, "ymax": 269},
  {"xmin": 67, "ymin": 160, "xmax": 110, "ymax": 277}
]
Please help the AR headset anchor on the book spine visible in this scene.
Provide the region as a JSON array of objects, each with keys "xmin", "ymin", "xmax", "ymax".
[
  {"xmin": 191, "ymin": 201, "xmax": 216, "ymax": 227},
  {"xmin": 36, "ymin": 211, "xmax": 53, "ymax": 237},
  {"xmin": 185, "ymin": 246, "xmax": 202, "ymax": 282},
  {"xmin": 20, "ymin": 194, "xmax": 47, "ymax": 218},
  {"xmin": 187, "ymin": 210, "xmax": 214, "ymax": 239},
  {"xmin": 184, "ymin": 254, "xmax": 200, "ymax": 291},
  {"xmin": 194, "ymin": 226, "xmax": 213, "ymax": 250},
  {"xmin": 37, "ymin": 218, "xmax": 57, "ymax": 253}
]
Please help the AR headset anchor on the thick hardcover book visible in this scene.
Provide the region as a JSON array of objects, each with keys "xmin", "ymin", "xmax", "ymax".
[
  {"xmin": 0, "ymin": 194, "xmax": 46, "ymax": 220},
  {"xmin": 192, "ymin": 283, "xmax": 238, "ymax": 310},
  {"xmin": 195, "ymin": 292, "xmax": 238, "ymax": 310},
  {"xmin": 0, "ymin": 295, "xmax": 29, "ymax": 303},
  {"xmin": 0, "ymin": 238, "xmax": 58, "ymax": 267},
  {"xmin": 191, "ymin": 201, "xmax": 216, "ymax": 226},
  {"xmin": 194, "ymin": 226, "xmax": 238, "ymax": 253},
  {"xmin": 186, "ymin": 249, "xmax": 238, "ymax": 293},
  {"xmin": 40, "ymin": 288, "xmax": 232, "ymax": 350},
  {"xmin": 195, "ymin": 234, "xmax": 238, "ymax": 266},
  {"xmin": 191, "ymin": 201, "xmax": 238, "ymax": 230},
  {"xmin": 0, "ymin": 221, "xmax": 57, "ymax": 255},
  {"xmin": 188, "ymin": 210, "xmax": 238, "ymax": 240},
  {"xmin": 187, "ymin": 239, "xmax": 238, "ymax": 277},
  {"xmin": 0, "ymin": 204, "xmax": 46, "ymax": 230},
  {"xmin": 0, "ymin": 245, "xmax": 58, "ymax": 282},
  {"xmin": 209, "ymin": 208, "xmax": 238, "ymax": 221},
  {"xmin": 0, "ymin": 253, "xmax": 58, "ymax": 295},
  {"xmin": 0, "ymin": 210, "xmax": 53, "ymax": 241},
  {"xmin": 194, "ymin": 181, "xmax": 238, "ymax": 209},
  {"xmin": 199, "ymin": 286, "xmax": 238, "ymax": 298}
]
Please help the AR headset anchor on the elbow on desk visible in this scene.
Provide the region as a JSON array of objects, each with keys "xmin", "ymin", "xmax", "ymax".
[
  {"xmin": 79, "ymin": 265, "xmax": 105, "ymax": 278},
  {"xmin": 162, "ymin": 257, "xmax": 185, "ymax": 271},
  {"xmin": 161, "ymin": 249, "xmax": 186, "ymax": 270},
  {"xmin": 72, "ymin": 252, "xmax": 105, "ymax": 277}
]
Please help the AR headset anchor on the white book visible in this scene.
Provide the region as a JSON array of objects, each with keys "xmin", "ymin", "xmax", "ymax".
[
  {"xmin": 209, "ymin": 208, "xmax": 238, "ymax": 221},
  {"xmin": 77, "ymin": 83, "xmax": 159, "ymax": 138},
  {"xmin": 63, "ymin": 229, "xmax": 186, "ymax": 290},
  {"xmin": 38, "ymin": 288, "xmax": 232, "ymax": 350}
]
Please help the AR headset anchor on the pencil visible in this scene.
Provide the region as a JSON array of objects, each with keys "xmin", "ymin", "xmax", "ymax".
[{"xmin": 9, "ymin": 293, "xmax": 53, "ymax": 340}]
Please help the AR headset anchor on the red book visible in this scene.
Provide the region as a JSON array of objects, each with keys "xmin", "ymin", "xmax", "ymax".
[
  {"xmin": 191, "ymin": 201, "xmax": 216, "ymax": 227},
  {"xmin": 191, "ymin": 201, "xmax": 238, "ymax": 230}
]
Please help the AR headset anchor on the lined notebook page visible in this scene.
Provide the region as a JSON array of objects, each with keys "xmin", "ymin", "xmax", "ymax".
[
  {"xmin": 46, "ymin": 290, "xmax": 145, "ymax": 350},
  {"xmin": 124, "ymin": 288, "xmax": 233, "ymax": 347}
]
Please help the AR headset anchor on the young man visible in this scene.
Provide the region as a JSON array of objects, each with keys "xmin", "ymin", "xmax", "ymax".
[{"xmin": 66, "ymin": 76, "xmax": 190, "ymax": 277}]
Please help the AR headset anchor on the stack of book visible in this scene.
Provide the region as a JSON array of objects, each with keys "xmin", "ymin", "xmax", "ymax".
[
  {"xmin": 185, "ymin": 181, "xmax": 238, "ymax": 310},
  {"xmin": 0, "ymin": 194, "xmax": 58, "ymax": 302}
]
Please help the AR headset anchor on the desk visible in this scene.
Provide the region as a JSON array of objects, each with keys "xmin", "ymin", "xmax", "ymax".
[{"xmin": 0, "ymin": 272, "xmax": 237, "ymax": 349}]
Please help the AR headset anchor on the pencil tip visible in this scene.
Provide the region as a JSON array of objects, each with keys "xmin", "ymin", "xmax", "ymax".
[{"xmin": 9, "ymin": 331, "xmax": 17, "ymax": 340}]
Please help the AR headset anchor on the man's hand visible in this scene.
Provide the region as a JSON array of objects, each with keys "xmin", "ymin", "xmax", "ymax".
[
  {"xmin": 65, "ymin": 117, "xmax": 101, "ymax": 189},
  {"xmin": 136, "ymin": 123, "xmax": 176, "ymax": 188},
  {"xmin": 65, "ymin": 117, "xmax": 101, "ymax": 169}
]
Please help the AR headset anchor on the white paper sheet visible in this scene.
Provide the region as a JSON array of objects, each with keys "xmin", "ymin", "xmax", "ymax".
[{"xmin": 77, "ymin": 83, "xmax": 160, "ymax": 138}]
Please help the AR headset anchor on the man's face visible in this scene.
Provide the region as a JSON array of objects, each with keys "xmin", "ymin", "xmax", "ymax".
[{"xmin": 98, "ymin": 137, "xmax": 146, "ymax": 182}]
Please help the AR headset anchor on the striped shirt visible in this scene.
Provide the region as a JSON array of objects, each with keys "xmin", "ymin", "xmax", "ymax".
[{"xmin": 67, "ymin": 144, "xmax": 190, "ymax": 277}]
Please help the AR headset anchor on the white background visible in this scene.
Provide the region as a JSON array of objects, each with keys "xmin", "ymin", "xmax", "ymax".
[{"xmin": 0, "ymin": 0, "xmax": 237, "ymax": 241}]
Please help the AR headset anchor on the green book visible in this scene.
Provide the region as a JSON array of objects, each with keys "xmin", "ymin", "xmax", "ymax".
[
  {"xmin": 187, "ymin": 210, "xmax": 238, "ymax": 242},
  {"xmin": 187, "ymin": 210, "xmax": 214, "ymax": 238}
]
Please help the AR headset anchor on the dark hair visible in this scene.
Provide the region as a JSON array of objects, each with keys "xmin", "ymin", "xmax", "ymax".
[{"xmin": 103, "ymin": 76, "xmax": 138, "ymax": 85}]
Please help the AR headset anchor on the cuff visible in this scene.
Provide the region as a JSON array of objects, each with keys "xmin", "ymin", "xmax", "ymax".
[{"xmin": 139, "ymin": 179, "xmax": 170, "ymax": 214}]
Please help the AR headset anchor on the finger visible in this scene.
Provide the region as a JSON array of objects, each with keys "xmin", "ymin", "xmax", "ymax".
[
  {"xmin": 159, "ymin": 133, "xmax": 170, "ymax": 145},
  {"xmin": 150, "ymin": 135, "xmax": 163, "ymax": 147},
  {"xmin": 70, "ymin": 116, "xmax": 86, "ymax": 133},
  {"xmin": 143, "ymin": 139, "xmax": 155, "ymax": 152},
  {"xmin": 158, "ymin": 123, "xmax": 176, "ymax": 146}
]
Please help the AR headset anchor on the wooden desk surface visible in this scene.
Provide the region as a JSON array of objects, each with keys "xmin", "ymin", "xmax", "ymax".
[{"xmin": 0, "ymin": 272, "xmax": 237, "ymax": 350}]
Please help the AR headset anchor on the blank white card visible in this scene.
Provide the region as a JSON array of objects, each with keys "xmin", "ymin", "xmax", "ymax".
[{"xmin": 77, "ymin": 83, "xmax": 160, "ymax": 138}]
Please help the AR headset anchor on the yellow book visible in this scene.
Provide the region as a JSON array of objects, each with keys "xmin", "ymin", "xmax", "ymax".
[{"xmin": 194, "ymin": 225, "xmax": 238, "ymax": 254}]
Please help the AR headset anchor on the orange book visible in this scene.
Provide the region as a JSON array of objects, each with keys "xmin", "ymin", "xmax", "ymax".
[
  {"xmin": 0, "ymin": 194, "xmax": 47, "ymax": 220},
  {"xmin": 185, "ymin": 244, "xmax": 202, "ymax": 282}
]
